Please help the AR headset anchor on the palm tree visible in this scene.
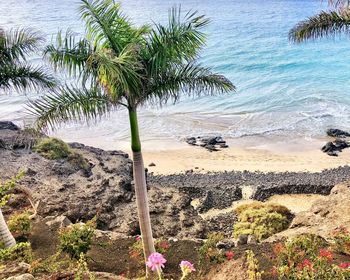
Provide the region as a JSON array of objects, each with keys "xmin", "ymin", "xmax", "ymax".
[
  {"xmin": 0, "ymin": 28, "xmax": 55, "ymax": 92},
  {"xmin": 289, "ymin": 0, "xmax": 350, "ymax": 42},
  {"xmin": 0, "ymin": 28, "xmax": 54, "ymax": 249},
  {"xmin": 28, "ymin": 0, "xmax": 235, "ymax": 271}
]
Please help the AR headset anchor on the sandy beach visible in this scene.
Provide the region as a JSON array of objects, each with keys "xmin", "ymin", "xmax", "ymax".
[{"xmin": 141, "ymin": 138, "xmax": 350, "ymax": 175}]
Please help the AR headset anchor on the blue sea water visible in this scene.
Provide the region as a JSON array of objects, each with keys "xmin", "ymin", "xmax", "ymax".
[{"xmin": 1, "ymin": 0, "xmax": 350, "ymax": 147}]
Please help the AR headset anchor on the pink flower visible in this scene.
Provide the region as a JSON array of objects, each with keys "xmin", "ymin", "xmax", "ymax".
[
  {"xmin": 319, "ymin": 249, "xmax": 333, "ymax": 262},
  {"xmin": 180, "ymin": 260, "xmax": 196, "ymax": 276},
  {"xmin": 135, "ymin": 235, "xmax": 141, "ymax": 241},
  {"xmin": 225, "ymin": 251, "xmax": 235, "ymax": 261},
  {"xmin": 146, "ymin": 252, "xmax": 167, "ymax": 271},
  {"xmin": 339, "ymin": 262, "xmax": 350, "ymax": 269}
]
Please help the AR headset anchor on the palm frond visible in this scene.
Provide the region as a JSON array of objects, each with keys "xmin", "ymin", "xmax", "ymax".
[
  {"xmin": 79, "ymin": 0, "xmax": 134, "ymax": 53},
  {"xmin": 145, "ymin": 7, "xmax": 210, "ymax": 75},
  {"xmin": 328, "ymin": 0, "xmax": 350, "ymax": 9},
  {"xmin": 27, "ymin": 86, "xmax": 115, "ymax": 130},
  {"xmin": 0, "ymin": 63, "xmax": 56, "ymax": 92},
  {"xmin": 142, "ymin": 62, "xmax": 235, "ymax": 106},
  {"xmin": 44, "ymin": 30, "xmax": 94, "ymax": 78},
  {"xmin": 289, "ymin": 9, "xmax": 350, "ymax": 42},
  {"xmin": 0, "ymin": 28, "xmax": 43, "ymax": 63},
  {"xmin": 88, "ymin": 44, "xmax": 142, "ymax": 100}
]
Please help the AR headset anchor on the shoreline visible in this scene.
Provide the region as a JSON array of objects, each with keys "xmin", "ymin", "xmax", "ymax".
[
  {"xmin": 50, "ymin": 131, "xmax": 350, "ymax": 175},
  {"xmin": 142, "ymin": 144, "xmax": 350, "ymax": 175}
]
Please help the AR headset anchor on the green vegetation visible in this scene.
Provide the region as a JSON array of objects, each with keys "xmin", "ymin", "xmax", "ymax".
[
  {"xmin": 27, "ymin": 0, "xmax": 235, "ymax": 264},
  {"xmin": 8, "ymin": 211, "xmax": 32, "ymax": 238},
  {"xmin": 58, "ymin": 219, "xmax": 96, "ymax": 259},
  {"xmin": 0, "ymin": 242, "xmax": 32, "ymax": 262},
  {"xmin": 289, "ymin": 1, "xmax": 350, "ymax": 42},
  {"xmin": 272, "ymin": 234, "xmax": 350, "ymax": 279},
  {"xmin": 233, "ymin": 202, "xmax": 292, "ymax": 241},
  {"xmin": 246, "ymin": 250, "xmax": 263, "ymax": 280},
  {"xmin": 0, "ymin": 28, "xmax": 55, "ymax": 92},
  {"xmin": 199, "ymin": 232, "xmax": 225, "ymax": 266},
  {"xmin": 332, "ymin": 226, "xmax": 350, "ymax": 255},
  {"xmin": 33, "ymin": 137, "xmax": 89, "ymax": 171}
]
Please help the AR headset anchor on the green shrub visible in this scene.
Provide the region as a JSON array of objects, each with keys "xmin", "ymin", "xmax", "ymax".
[
  {"xmin": 0, "ymin": 242, "xmax": 32, "ymax": 263},
  {"xmin": 33, "ymin": 138, "xmax": 89, "ymax": 171},
  {"xmin": 0, "ymin": 171, "xmax": 24, "ymax": 206},
  {"xmin": 75, "ymin": 253, "xmax": 96, "ymax": 280},
  {"xmin": 8, "ymin": 211, "xmax": 32, "ymax": 238},
  {"xmin": 246, "ymin": 250, "xmax": 263, "ymax": 280},
  {"xmin": 233, "ymin": 202, "xmax": 292, "ymax": 241},
  {"xmin": 199, "ymin": 232, "xmax": 226, "ymax": 267},
  {"xmin": 58, "ymin": 219, "xmax": 96, "ymax": 259}
]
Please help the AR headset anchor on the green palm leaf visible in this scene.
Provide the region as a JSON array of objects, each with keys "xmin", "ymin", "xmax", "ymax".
[
  {"xmin": 44, "ymin": 30, "xmax": 94, "ymax": 78},
  {"xmin": 145, "ymin": 7, "xmax": 210, "ymax": 76},
  {"xmin": 143, "ymin": 62, "xmax": 235, "ymax": 106},
  {"xmin": 0, "ymin": 28, "xmax": 43, "ymax": 63},
  {"xmin": 289, "ymin": 9, "xmax": 350, "ymax": 42},
  {"xmin": 0, "ymin": 63, "xmax": 55, "ymax": 92},
  {"xmin": 27, "ymin": 86, "xmax": 115, "ymax": 130}
]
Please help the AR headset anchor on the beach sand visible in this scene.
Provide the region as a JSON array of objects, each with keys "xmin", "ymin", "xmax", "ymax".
[{"xmin": 141, "ymin": 138, "xmax": 350, "ymax": 175}]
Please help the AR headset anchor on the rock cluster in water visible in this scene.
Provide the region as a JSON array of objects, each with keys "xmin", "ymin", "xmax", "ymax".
[
  {"xmin": 185, "ymin": 136, "xmax": 229, "ymax": 151},
  {"xmin": 322, "ymin": 128, "xmax": 350, "ymax": 156}
]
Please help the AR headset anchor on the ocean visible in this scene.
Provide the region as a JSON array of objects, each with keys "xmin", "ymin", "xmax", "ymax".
[{"xmin": 1, "ymin": 0, "xmax": 350, "ymax": 149}]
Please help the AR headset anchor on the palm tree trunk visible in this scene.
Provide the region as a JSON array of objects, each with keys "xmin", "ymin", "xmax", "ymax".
[
  {"xmin": 128, "ymin": 108, "xmax": 156, "ymax": 274},
  {"xmin": 0, "ymin": 208, "xmax": 16, "ymax": 248}
]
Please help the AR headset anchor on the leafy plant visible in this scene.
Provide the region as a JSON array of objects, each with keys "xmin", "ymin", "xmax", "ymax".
[
  {"xmin": 332, "ymin": 226, "xmax": 350, "ymax": 256},
  {"xmin": 246, "ymin": 250, "xmax": 263, "ymax": 280},
  {"xmin": 58, "ymin": 219, "xmax": 96, "ymax": 259},
  {"xmin": 0, "ymin": 28, "xmax": 55, "ymax": 92},
  {"xmin": 0, "ymin": 242, "xmax": 32, "ymax": 262},
  {"xmin": 0, "ymin": 171, "xmax": 24, "ymax": 206},
  {"xmin": 8, "ymin": 211, "xmax": 32, "ymax": 238},
  {"xmin": 33, "ymin": 137, "xmax": 89, "ymax": 171},
  {"xmin": 233, "ymin": 202, "xmax": 292, "ymax": 241},
  {"xmin": 198, "ymin": 232, "xmax": 226, "ymax": 268},
  {"xmin": 271, "ymin": 234, "xmax": 350, "ymax": 279},
  {"xmin": 75, "ymin": 253, "xmax": 96, "ymax": 280}
]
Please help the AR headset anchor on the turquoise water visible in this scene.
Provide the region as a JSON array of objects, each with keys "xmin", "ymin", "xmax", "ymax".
[{"xmin": 1, "ymin": 0, "xmax": 350, "ymax": 146}]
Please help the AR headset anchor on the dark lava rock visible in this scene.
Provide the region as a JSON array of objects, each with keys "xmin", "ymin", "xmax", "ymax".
[
  {"xmin": 327, "ymin": 128, "xmax": 350, "ymax": 138},
  {"xmin": 206, "ymin": 212, "xmax": 238, "ymax": 238},
  {"xmin": 0, "ymin": 121, "xmax": 20, "ymax": 131},
  {"xmin": 149, "ymin": 166, "xmax": 350, "ymax": 207},
  {"xmin": 185, "ymin": 135, "xmax": 228, "ymax": 151},
  {"xmin": 321, "ymin": 138, "xmax": 349, "ymax": 156}
]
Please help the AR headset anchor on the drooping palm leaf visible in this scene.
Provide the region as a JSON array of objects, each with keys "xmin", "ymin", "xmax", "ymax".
[
  {"xmin": 289, "ymin": 9, "xmax": 350, "ymax": 42},
  {"xmin": 27, "ymin": 86, "xmax": 116, "ymax": 130},
  {"xmin": 44, "ymin": 30, "xmax": 94, "ymax": 77},
  {"xmin": 0, "ymin": 63, "xmax": 55, "ymax": 91},
  {"xmin": 142, "ymin": 62, "xmax": 235, "ymax": 106},
  {"xmin": 0, "ymin": 28, "xmax": 43, "ymax": 63}
]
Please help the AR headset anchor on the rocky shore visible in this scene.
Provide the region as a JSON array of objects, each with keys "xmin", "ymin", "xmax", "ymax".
[{"xmin": 1, "ymin": 122, "xmax": 350, "ymax": 240}]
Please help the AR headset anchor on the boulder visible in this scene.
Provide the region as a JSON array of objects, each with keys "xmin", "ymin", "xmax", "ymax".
[
  {"xmin": 0, "ymin": 262, "xmax": 30, "ymax": 279},
  {"xmin": 5, "ymin": 274, "xmax": 35, "ymax": 280},
  {"xmin": 44, "ymin": 215, "xmax": 72, "ymax": 229},
  {"xmin": 327, "ymin": 128, "xmax": 350, "ymax": 138},
  {"xmin": 0, "ymin": 121, "xmax": 19, "ymax": 131},
  {"xmin": 265, "ymin": 182, "xmax": 350, "ymax": 241}
]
